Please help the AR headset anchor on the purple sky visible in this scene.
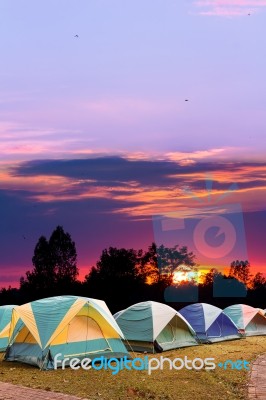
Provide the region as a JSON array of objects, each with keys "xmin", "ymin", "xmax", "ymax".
[{"xmin": 1, "ymin": 1, "xmax": 266, "ymax": 288}]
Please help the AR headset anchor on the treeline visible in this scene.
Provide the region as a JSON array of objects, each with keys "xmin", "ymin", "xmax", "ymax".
[{"xmin": 0, "ymin": 226, "xmax": 266, "ymax": 313}]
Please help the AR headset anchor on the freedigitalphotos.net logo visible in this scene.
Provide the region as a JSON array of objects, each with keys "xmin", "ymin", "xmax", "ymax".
[
  {"xmin": 53, "ymin": 354, "xmax": 249, "ymax": 375},
  {"xmin": 152, "ymin": 177, "xmax": 249, "ymax": 301}
]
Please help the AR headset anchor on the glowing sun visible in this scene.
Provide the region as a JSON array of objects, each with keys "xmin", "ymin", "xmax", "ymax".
[{"xmin": 173, "ymin": 271, "xmax": 188, "ymax": 283}]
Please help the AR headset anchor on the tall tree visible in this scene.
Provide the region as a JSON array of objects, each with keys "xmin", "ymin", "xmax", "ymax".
[
  {"xmin": 140, "ymin": 242, "xmax": 197, "ymax": 284},
  {"xmin": 49, "ymin": 226, "xmax": 78, "ymax": 284},
  {"xmin": 20, "ymin": 236, "xmax": 53, "ymax": 293},
  {"xmin": 139, "ymin": 242, "xmax": 162, "ymax": 284},
  {"xmin": 85, "ymin": 247, "xmax": 143, "ymax": 283},
  {"xmin": 155, "ymin": 244, "xmax": 197, "ymax": 283},
  {"xmin": 201, "ymin": 268, "xmax": 223, "ymax": 286},
  {"xmin": 252, "ymin": 272, "xmax": 266, "ymax": 290},
  {"xmin": 84, "ymin": 247, "xmax": 145, "ymax": 310},
  {"xmin": 32, "ymin": 236, "xmax": 54, "ymax": 285},
  {"xmin": 229, "ymin": 260, "xmax": 252, "ymax": 287},
  {"xmin": 20, "ymin": 226, "xmax": 78, "ymax": 297}
]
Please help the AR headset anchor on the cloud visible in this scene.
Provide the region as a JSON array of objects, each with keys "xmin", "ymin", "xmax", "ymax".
[
  {"xmin": 11, "ymin": 157, "xmax": 181, "ymax": 186},
  {"xmin": 0, "ymin": 94, "xmax": 186, "ymax": 162},
  {"xmin": 6, "ymin": 156, "xmax": 266, "ymax": 219},
  {"xmin": 1, "ymin": 156, "xmax": 266, "ymax": 288},
  {"xmin": 165, "ymin": 148, "xmax": 228, "ymax": 165},
  {"xmin": 196, "ymin": 0, "xmax": 266, "ymax": 4},
  {"xmin": 194, "ymin": 0, "xmax": 266, "ymax": 16},
  {"xmin": 0, "ymin": 121, "xmax": 93, "ymax": 162}
]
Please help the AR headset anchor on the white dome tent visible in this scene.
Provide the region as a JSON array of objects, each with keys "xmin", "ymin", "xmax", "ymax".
[{"xmin": 114, "ymin": 301, "xmax": 198, "ymax": 352}]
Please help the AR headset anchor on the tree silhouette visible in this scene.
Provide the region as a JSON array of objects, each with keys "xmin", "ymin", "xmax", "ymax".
[
  {"xmin": 2, "ymin": 236, "xmax": 264, "ymax": 308},
  {"xmin": 49, "ymin": 226, "xmax": 78, "ymax": 284},
  {"xmin": 20, "ymin": 226, "xmax": 78, "ymax": 298},
  {"xmin": 229, "ymin": 260, "xmax": 252, "ymax": 287},
  {"xmin": 252, "ymin": 272, "xmax": 266, "ymax": 290},
  {"xmin": 155, "ymin": 244, "xmax": 197, "ymax": 282},
  {"xmin": 201, "ymin": 268, "xmax": 222, "ymax": 286},
  {"xmin": 93, "ymin": 247, "xmax": 144, "ymax": 280},
  {"xmin": 84, "ymin": 247, "xmax": 145, "ymax": 311},
  {"xmin": 139, "ymin": 243, "xmax": 197, "ymax": 285},
  {"xmin": 28, "ymin": 236, "xmax": 53, "ymax": 290},
  {"xmin": 139, "ymin": 242, "xmax": 167, "ymax": 284}
]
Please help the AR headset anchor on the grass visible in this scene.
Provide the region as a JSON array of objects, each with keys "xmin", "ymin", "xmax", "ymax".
[{"xmin": 1, "ymin": 337, "xmax": 266, "ymax": 400}]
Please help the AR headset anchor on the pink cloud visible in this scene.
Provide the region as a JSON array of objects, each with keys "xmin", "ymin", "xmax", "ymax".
[
  {"xmin": 194, "ymin": 0, "xmax": 266, "ymax": 16},
  {"xmin": 196, "ymin": 0, "xmax": 266, "ymax": 5},
  {"xmin": 0, "ymin": 121, "xmax": 94, "ymax": 162},
  {"xmin": 165, "ymin": 148, "xmax": 228, "ymax": 164},
  {"xmin": 198, "ymin": 7, "xmax": 255, "ymax": 16}
]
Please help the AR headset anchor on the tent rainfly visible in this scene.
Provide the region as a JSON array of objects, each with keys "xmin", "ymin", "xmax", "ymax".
[
  {"xmin": 5, "ymin": 296, "xmax": 129, "ymax": 369},
  {"xmin": 179, "ymin": 303, "xmax": 242, "ymax": 343},
  {"xmin": 0, "ymin": 305, "xmax": 16, "ymax": 352},
  {"xmin": 113, "ymin": 301, "xmax": 198, "ymax": 352},
  {"xmin": 223, "ymin": 304, "xmax": 266, "ymax": 336}
]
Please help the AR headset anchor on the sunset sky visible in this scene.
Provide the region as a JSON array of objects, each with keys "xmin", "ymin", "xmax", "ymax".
[{"xmin": 1, "ymin": 0, "xmax": 266, "ymax": 288}]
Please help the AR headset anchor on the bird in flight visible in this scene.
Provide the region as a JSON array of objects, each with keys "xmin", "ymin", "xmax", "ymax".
[
  {"xmin": 74, "ymin": 34, "xmax": 79, "ymax": 38},
  {"xmin": 185, "ymin": 99, "xmax": 189, "ymax": 102}
]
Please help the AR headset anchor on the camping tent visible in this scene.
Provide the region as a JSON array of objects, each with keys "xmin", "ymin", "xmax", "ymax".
[
  {"xmin": 223, "ymin": 304, "xmax": 266, "ymax": 336},
  {"xmin": 114, "ymin": 301, "xmax": 198, "ymax": 352},
  {"xmin": 258, "ymin": 308, "xmax": 266, "ymax": 316},
  {"xmin": 5, "ymin": 296, "xmax": 129, "ymax": 369},
  {"xmin": 179, "ymin": 303, "xmax": 241, "ymax": 343},
  {"xmin": 0, "ymin": 305, "xmax": 16, "ymax": 352}
]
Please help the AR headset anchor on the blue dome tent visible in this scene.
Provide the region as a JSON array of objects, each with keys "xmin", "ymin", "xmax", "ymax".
[{"xmin": 179, "ymin": 303, "xmax": 242, "ymax": 343}]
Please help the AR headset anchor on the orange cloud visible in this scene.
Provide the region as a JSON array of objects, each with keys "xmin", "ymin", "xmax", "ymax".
[
  {"xmin": 166, "ymin": 148, "xmax": 228, "ymax": 164},
  {"xmin": 110, "ymin": 164, "xmax": 266, "ymax": 218},
  {"xmin": 0, "ymin": 170, "xmax": 78, "ymax": 193},
  {"xmin": 1, "ymin": 157, "xmax": 266, "ymax": 221}
]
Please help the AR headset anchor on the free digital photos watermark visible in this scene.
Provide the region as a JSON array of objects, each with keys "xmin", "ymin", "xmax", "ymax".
[
  {"xmin": 152, "ymin": 177, "xmax": 249, "ymax": 301},
  {"xmin": 53, "ymin": 354, "xmax": 249, "ymax": 375}
]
